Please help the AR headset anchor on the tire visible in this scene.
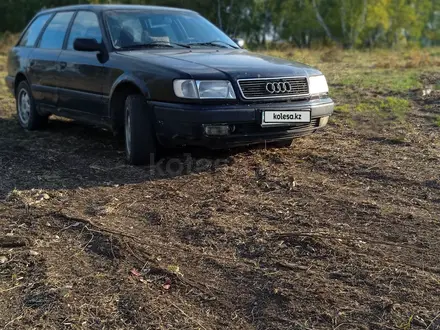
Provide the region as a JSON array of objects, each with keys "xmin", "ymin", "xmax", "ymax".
[
  {"xmin": 124, "ymin": 95, "xmax": 157, "ymax": 165},
  {"xmin": 272, "ymin": 139, "xmax": 293, "ymax": 148},
  {"xmin": 16, "ymin": 81, "xmax": 48, "ymax": 130}
]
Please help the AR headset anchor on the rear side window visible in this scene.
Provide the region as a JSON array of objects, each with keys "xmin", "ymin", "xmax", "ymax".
[
  {"xmin": 67, "ymin": 11, "xmax": 102, "ymax": 50},
  {"xmin": 19, "ymin": 14, "xmax": 51, "ymax": 47},
  {"xmin": 39, "ymin": 11, "xmax": 74, "ymax": 49}
]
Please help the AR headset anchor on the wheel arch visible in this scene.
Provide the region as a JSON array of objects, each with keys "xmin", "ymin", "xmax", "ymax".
[
  {"xmin": 14, "ymin": 72, "xmax": 30, "ymax": 96},
  {"xmin": 108, "ymin": 76, "xmax": 150, "ymax": 132}
]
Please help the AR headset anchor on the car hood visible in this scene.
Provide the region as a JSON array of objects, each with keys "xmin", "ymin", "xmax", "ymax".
[{"xmin": 116, "ymin": 49, "xmax": 322, "ymax": 79}]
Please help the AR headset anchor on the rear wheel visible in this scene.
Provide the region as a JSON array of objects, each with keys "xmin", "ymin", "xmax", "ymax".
[
  {"xmin": 124, "ymin": 95, "xmax": 157, "ymax": 165},
  {"xmin": 16, "ymin": 81, "xmax": 48, "ymax": 130}
]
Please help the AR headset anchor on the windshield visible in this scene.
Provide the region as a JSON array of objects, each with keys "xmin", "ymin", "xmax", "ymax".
[{"xmin": 105, "ymin": 10, "xmax": 237, "ymax": 49}]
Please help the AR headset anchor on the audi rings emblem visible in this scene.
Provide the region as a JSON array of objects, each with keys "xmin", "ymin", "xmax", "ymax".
[{"xmin": 266, "ymin": 81, "xmax": 292, "ymax": 94}]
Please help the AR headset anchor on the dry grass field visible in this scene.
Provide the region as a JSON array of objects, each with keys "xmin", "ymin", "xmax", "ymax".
[{"xmin": 1, "ymin": 35, "xmax": 440, "ymax": 329}]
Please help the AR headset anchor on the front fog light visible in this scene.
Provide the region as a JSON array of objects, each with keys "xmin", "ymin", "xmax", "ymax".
[
  {"xmin": 203, "ymin": 124, "xmax": 231, "ymax": 136},
  {"xmin": 319, "ymin": 116, "xmax": 329, "ymax": 127}
]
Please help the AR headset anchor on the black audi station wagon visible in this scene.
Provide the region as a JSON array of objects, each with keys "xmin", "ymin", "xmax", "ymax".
[{"xmin": 6, "ymin": 5, "xmax": 334, "ymax": 165}]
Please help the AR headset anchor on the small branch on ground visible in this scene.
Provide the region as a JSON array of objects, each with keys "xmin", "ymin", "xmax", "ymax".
[
  {"xmin": 0, "ymin": 236, "xmax": 29, "ymax": 248},
  {"xmin": 0, "ymin": 284, "xmax": 23, "ymax": 294},
  {"xmin": 274, "ymin": 232, "xmax": 429, "ymax": 249},
  {"xmin": 169, "ymin": 301, "xmax": 208, "ymax": 330},
  {"xmin": 51, "ymin": 211, "xmax": 141, "ymax": 242}
]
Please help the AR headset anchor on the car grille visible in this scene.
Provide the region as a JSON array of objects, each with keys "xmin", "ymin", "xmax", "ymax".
[{"xmin": 237, "ymin": 77, "xmax": 309, "ymax": 100}]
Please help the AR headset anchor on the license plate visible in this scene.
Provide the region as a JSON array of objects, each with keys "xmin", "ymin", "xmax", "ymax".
[{"xmin": 262, "ymin": 110, "xmax": 311, "ymax": 126}]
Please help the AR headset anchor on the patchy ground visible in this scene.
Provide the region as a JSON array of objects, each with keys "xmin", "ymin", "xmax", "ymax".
[{"xmin": 1, "ymin": 47, "xmax": 440, "ymax": 330}]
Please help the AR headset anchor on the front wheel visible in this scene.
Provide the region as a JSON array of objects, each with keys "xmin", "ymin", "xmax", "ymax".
[
  {"xmin": 16, "ymin": 81, "xmax": 48, "ymax": 130},
  {"xmin": 124, "ymin": 95, "xmax": 157, "ymax": 165}
]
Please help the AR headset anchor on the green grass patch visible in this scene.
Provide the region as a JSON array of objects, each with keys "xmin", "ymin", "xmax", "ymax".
[
  {"xmin": 354, "ymin": 96, "xmax": 410, "ymax": 122},
  {"xmin": 335, "ymin": 69, "xmax": 421, "ymax": 93},
  {"xmin": 382, "ymin": 97, "xmax": 411, "ymax": 120},
  {"xmin": 434, "ymin": 116, "xmax": 440, "ymax": 127},
  {"xmin": 355, "ymin": 103, "xmax": 373, "ymax": 113},
  {"xmin": 334, "ymin": 104, "xmax": 351, "ymax": 113}
]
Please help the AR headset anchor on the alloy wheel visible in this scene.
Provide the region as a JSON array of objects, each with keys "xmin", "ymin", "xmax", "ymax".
[
  {"xmin": 125, "ymin": 106, "xmax": 132, "ymax": 157},
  {"xmin": 18, "ymin": 89, "xmax": 31, "ymax": 125}
]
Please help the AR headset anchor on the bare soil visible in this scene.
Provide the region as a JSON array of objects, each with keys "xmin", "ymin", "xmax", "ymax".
[{"xmin": 1, "ymin": 74, "xmax": 440, "ymax": 329}]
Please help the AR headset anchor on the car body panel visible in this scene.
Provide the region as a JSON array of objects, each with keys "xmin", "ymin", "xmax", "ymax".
[
  {"xmin": 27, "ymin": 48, "xmax": 61, "ymax": 108},
  {"xmin": 111, "ymin": 49, "xmax": 323, "ymax": 105},
  {"xmin": 57, "ymin": 50, "xmax": 106, "ymax": 116},
  {"xmin": 6, "ymin": 47, "xmax": 34, "ymax": 94},
  {"xmin": 36, "ymin": 4, "xmax": 195, "ymax": 15},
  {"xmin": 151, "ymin": 98, "xmax": 333, "ymax": 148},
  {"xmin": 118, "ymin": 49, "xmax": 319, "ymax": 80}
]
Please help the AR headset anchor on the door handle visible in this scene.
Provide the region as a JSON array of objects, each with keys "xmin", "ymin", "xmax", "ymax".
[{"xmin": 59, "ymin": 62, "xmax": 67, "ymax": 70}]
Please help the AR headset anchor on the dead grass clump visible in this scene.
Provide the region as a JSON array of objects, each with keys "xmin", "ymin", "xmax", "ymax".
[
  {"xmin": 374, "ymin": 53, "xmax": 401, "ymax": 69},
  {"xmin": 0, "ymin": 32, "xmax": 18, "ymax": 55},
  {"xmin": 375, "ymin": 49, "xmax": 440, "ymax": 69},
  {"xmin": 320, "ymin": 48, "xmax": 344, "ymax": 63},
  {"xmin": 404, "ymin": 50, "xmax": 433, "ymax": 68},
  {"xmin": 372, "ymin": 49, "xmax": 440, "ymax": 69}
]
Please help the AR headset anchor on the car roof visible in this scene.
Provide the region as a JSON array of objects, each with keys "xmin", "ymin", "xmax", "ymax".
[{"xmin": 38, "ymin": 4, "xmax": 196, "ymax": 15}]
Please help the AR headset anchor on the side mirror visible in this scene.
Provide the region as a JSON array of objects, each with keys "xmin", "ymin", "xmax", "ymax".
[{"xmin": 74, "ymin": 38, "xmax": 102, "ymax": 52}]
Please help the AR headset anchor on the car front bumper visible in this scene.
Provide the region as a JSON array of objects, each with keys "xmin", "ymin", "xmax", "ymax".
[{"xmin": 151, "ymin": 98, "xmax": 334, "ymax": 148}]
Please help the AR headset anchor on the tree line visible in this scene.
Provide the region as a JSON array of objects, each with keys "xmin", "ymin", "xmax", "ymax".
[{"xmin": 0, "ymin": 0, "xmax": 439, "ymax": 48}]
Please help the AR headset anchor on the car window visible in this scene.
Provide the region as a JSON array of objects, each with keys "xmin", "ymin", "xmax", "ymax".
[
  {"xmin": 67, "ymin": 11, "xmax": 102, "ymax": 50},
  {"xmin": 146, "ymin": 18, "xmax": 178, "ymax": 42},
  {"xmin": 122, "ymin": 18, "xmax": 143, "ymax": 43},
  {"xmin": 179, "ymin": 16, "xmax": 223, "ymax": 43},
  {"xmin": 19, "ymin": 14, "xmax": 51, "ymax": 47},
  {"xmin": 39, "ymin": 11, "xmax": 74, "ymax": 49},
  {"xmin": 105, "ymin": 11, "xmax": 236, "ymax": 49}
]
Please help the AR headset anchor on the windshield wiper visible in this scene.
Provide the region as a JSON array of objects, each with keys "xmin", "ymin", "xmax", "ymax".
[
  {"xmin": 188, "ymin": 40, "xmax": 239, "ymax": 49},
  {"xmin": 120, "ymin": 41, "xmax": 190, "ymax": 50}
]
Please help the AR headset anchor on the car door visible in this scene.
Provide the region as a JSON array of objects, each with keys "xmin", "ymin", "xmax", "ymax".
[
  {"xmin": 28, "ymin": 11, "xmax": 74, "ymax": 111},
  {"xmin": 57, "ymin": 11, "xmax": 106, "ymax": 117},
  {"xmin": 9, "ymin": 13, "xmax": 52, "ymax": 87}
]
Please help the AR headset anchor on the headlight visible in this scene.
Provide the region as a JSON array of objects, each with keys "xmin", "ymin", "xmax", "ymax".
[
  {"xmin": 173, "ymin": 80, "xmax": 236, "ymax": 99},
  {"xmin": 309, "ymin": 75, "xmax": 329, "ymax": 95}
]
